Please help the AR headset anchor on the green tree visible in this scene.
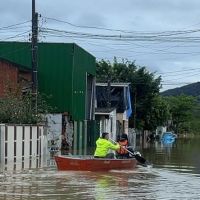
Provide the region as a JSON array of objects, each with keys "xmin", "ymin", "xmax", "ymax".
[
  {"xmin": 144, "ymin": 95, "xmax": 170, "ymax": 130},
  {"xmin": 165, "ymin": 95, "xmax": 197, "ymax": 134},
  {"xmin": 189, "ymin": 103, "xmax": 200, "ymax": 135}
]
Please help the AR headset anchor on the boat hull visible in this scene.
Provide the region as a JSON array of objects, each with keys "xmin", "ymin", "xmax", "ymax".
[{"xmin": 54, "ymin": 156, "xmax": 137, "ymax": 171}]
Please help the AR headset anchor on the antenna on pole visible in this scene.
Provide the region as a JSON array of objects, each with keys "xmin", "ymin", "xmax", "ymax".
[{"xmin": 32, "ymin": 0, "xmax": 38, "ymax": 114}]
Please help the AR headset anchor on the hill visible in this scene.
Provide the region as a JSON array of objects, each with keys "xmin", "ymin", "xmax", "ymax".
[
  {"xmin": 161, "ymin": 82, "xmax": 200, "ymax": 135},
  {"xmin": 161, "ymin": 82, "xmax": 200, "ymax": 97}
]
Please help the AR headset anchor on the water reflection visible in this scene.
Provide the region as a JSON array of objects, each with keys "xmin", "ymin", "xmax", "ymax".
[
  {"xmin": 140, "ymin": 137, "xmax": 200, "ymax": 175},
  {"xmin": 0, "ymin": 137, "xmax": 200, "ymax": 199},
  {"xmin": 0, "ymin": 167, "xmax": 158, "ymax": 200},
  {"xmin": 0, "ymin": 165, "xmax": 200, "ymax": 200}
]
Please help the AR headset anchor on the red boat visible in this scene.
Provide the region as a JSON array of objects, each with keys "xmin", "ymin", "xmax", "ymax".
[{"xmin": 54, "ymin": 155, "xmax": 137, "ymax": 171}]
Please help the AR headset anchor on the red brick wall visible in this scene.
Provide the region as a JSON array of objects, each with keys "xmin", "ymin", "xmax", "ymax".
[{"xmin": 0, "ymin": 60, "xmax": 19, "ymax": 97}]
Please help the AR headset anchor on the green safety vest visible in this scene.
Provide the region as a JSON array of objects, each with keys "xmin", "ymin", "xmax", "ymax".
[{"xmin": 94, "ymin": 138, "xmax": 120, "ymax": 157}]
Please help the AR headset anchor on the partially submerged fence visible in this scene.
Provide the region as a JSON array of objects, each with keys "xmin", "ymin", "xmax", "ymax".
[{"xmin": 0, "ymin": 124, "xmax": 48, "ymax": 170}]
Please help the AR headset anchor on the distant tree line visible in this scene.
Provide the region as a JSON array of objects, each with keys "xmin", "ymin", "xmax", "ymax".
[{"xmin": 96, "ymin": 58, "xmax": 199, "ymax": 135}]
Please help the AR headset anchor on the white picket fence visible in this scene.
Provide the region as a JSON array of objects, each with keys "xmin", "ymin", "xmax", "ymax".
[{"xmin": 0, "ymin": 124, "xmax": 48, "ymax": 170}]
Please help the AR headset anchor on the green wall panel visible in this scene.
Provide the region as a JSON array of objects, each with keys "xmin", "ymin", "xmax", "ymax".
[
  {"xmin": 38, "ymin": 43, "xmax": 74, "ymax": 113},
  {"xmin": 72, "ymin": 44, "xmax": 96, "ymax": 120},
  {"xmin": 0, "ymin": 42, "xmax": 31, "ymax": 69}
]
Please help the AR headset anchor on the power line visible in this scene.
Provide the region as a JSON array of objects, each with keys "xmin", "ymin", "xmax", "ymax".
[
  {"xmin": 0, "ymin": 30, "xmax": 31, "ymax": 41},
  {"xmin": 2, "ymin": 17, "xmax": 198, "ymax": 90},
  {"xmin": 39, "ymin": 22, "xmax": 200, "ymax": 59},
  {"xmin": 43, "ymin": 16, "xmax": 146, "ymax": 34},
  {"xmin": 41, "ymin": 27, "xmax": 200, "ymax": 43},
  {"xmin": 43, "ymin": 16, "xmax": 200, "ymax": 37},
  {"xmin": 0, "ymin": 20, "xmax": 31, "ymax": 30},
  {"xmin": 158, "ymin": 67, "xmax": 200, "ymax": 74},
  {"xmin": 164, "ymin": 72, "xmax": 200, "ymax": 81}
]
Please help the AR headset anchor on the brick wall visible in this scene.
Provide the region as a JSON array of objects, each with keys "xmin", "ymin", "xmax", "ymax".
[
  {"xmin": 0, "ymin": 60, "xmax": 31, "ymax": 97},
  {"xmin": 0, "ymin": 60, "xmax": 18, "ymax": 97}
]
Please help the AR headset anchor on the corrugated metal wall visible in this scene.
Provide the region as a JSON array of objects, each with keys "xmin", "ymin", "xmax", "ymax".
[
  {"xmin": 38, "ymin": 43, "xmax": 74, "ymax": 114},
  {"xmin": 73, "ymin": 120, "xmax": 98, "ymax": 155},
  {"xmin": 72, "ymin": 44, "xmax": 96, "ymax": 120}
]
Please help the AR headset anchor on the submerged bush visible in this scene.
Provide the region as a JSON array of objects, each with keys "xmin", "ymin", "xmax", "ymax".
[{"xmin": 0, "ymin": 91, "xmax": 53, "ymax": 124}]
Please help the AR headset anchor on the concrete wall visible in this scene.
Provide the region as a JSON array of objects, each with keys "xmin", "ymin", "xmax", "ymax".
[
  {"xmin": 45, "ymin": 114, "xmax": 62, "ymax": 148},
  {"xmin": 116, "ymin": 112, "xmax": 129, "ymax": 134},
  {"xmin": 98, "ymin": 109, "xmax": 117, "ymax": 140}
]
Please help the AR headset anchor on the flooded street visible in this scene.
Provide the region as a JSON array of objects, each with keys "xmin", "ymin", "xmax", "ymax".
[{"xmin": 0, "ymin": 137, "xmax": 200, "ymax": 200}]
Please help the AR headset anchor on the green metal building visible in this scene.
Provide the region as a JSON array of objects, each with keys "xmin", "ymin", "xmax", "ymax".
[{"xmin": 0, "ymin": 41, "xmax": 96, "ymax": 154}]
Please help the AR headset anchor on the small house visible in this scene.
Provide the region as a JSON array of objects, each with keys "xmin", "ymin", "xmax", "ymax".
[{"xmin": 95, "ymin": 82, "xmax": 132, "ymax": 140}]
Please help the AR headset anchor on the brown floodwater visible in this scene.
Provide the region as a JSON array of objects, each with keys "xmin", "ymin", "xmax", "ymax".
[{"xmin": 0, "ymin": 137, "xmax": 200, "ymax": 200}]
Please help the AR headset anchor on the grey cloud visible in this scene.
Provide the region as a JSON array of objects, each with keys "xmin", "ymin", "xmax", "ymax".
[
  {"xmin": 75, "ymin": 13, "xmax": 106, "ymax": 27},
  {"xmin": 0, "ymin": 0, "xmax": 31, "ymax": 21}
]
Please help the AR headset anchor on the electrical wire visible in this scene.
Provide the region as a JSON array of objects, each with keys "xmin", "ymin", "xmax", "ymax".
[
  {"xmin": 0, "ymin": 30, "xmax": 31, "ymax": 41},
  {"xmin": 0, "ymin": 20, "xmax": 31, "ymax": 30},
  {"xmin": 1, "ymin": 17, "xmax": 199, "ymax": 89}
]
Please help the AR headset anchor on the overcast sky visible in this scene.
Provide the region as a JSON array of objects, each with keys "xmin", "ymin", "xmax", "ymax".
[{"xmin": 1, "ymin": 0, "xmax": 200, "ymax": 91}]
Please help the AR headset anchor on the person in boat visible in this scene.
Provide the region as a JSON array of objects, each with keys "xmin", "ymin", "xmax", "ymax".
[
  {"xmin": 61, "ymin": 135, "xmax": 70, "ymax": 155},
  {"xmin": 49, "ymin": 140, "xmax": 59, "ymax": 157},
  {"xmin": 147, "ymin": 132, "xmax": 156, "ymax": 142},
  {"xmin": 94, "ymin": 132, "xmax": 120, "ymax": 159},
  {"xmin": 116, "ymin": 133, "xmax": 135, "ymax": 159}
]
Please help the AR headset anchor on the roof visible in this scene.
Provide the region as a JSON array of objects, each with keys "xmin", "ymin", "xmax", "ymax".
[
  {"xmin": 95, "ymin": 107, "xmax": 116, "ymax": 115},
  {"xmin": 0, "ymin": 57, "xmax": 31, "ymax": 72},
  {"xmin": 96, "ymin": 82, "xmax": 131, "ymax": 87}
]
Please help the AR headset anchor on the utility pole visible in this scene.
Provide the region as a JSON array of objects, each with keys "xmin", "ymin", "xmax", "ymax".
[
  {"xmin": 133, "ymin": 90, "xmax": 137, "ymax": 129},
  {"xmin": 32, "ymin": 0, "xmax": 38, "ymax": 113},
  {"xmin": 107, "ymin": 77, "xmax": 111, "ymax": 108}
]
